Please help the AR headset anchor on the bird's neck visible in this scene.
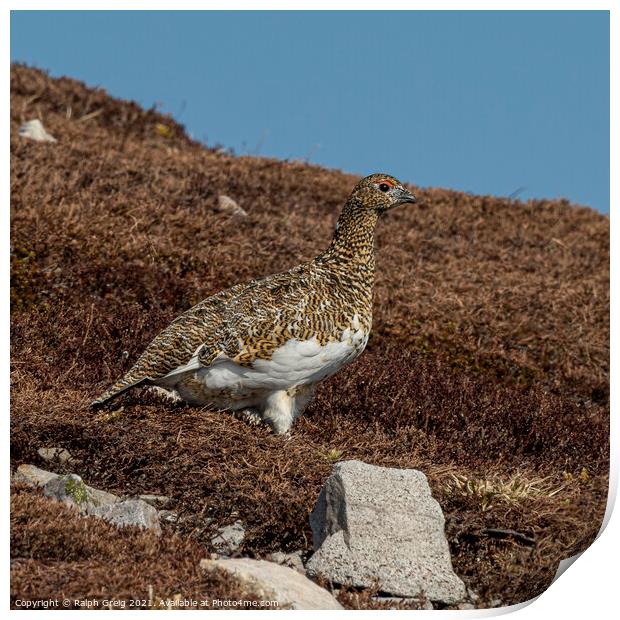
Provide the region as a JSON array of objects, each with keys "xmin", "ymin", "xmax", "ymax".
[{"xmin": 319, "ymin": 201, "xmax": 378, "ymax": 276}]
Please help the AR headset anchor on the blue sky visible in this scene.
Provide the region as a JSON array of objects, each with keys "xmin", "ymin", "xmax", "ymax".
[{"xmin": 10, "ymin": 10, "xmax": 609, "ymax": 213}]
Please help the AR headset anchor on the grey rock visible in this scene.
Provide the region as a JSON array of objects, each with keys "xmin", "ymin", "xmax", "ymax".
[
  {"xmin": 90, "ymin": 499, "xmax": 161, "ymax": 534},
  {"xmin": 42, "ymin": 473, "xmax": 120, "ymax": 509},
  {"xmin": 13, "ymin": 464, "xmax": 58, "ymax": 487},
  {"xmin": 18, "ymin": 119, "xmax": 57, "ymax": 143},
  {"xmin": 200, "ymin": 558, "xmax": 343, "ymax": 610},
  {"xmin": 458, "ymin": 603, "xmax": 476, "ymax": 610},
  {"xmin": 269, "ymin": 550, "xmax": 305, "ymax": 574},
  {"xmin": 211, "ymin": 520, "xmax": 245, "ymax": 553},
  {"xmin": 15, "ymin": 465, "xmax": 120, "ymax": 508},
  {"xmin": 43, "ymin": 474, "xmax": 91, "ymax": 506},
  {"xmin": 467, "ymin": 587, "xmax": 480, "ymax": 602},
  {"xmin": 216, "ymin": 195, "xmax": 247, "ymax": 217},
  {"xmin": 305, "ymin": 460, "xmax": 466, "ymax": 604},
  {"xmin": 37, "ymin": 447, "xmax": 75, "ymax": 466},
  {"xmin": 15, "ymin": 466, "xmax": 156, "ymax": 533},
  {"xmin": 84, "ymin": 486, "xmax": 120, "ymax": 508},
  {"xmin": 158, "ymin": 510, "xmax": 179, "ymax": 524},
  {"xmin": 138, "ymin": 494, "xmax": 172, "ymax": 509}
]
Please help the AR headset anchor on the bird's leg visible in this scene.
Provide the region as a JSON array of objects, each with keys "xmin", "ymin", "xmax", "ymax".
[
  {"xmin": 260, "ymin": 390, "xmax": 295, "ymax": 435},
  {"xmin": 288, "ymin": 383, "xmax": 316, "ymax": 422}
]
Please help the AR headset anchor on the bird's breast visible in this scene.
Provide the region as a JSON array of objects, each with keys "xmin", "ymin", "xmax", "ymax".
[{"xmin": 180, "ymin": 314, "xmax": 369, "ymax": 401}]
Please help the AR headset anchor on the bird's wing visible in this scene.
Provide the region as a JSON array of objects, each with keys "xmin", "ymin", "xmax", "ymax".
[
  {"xmin": 91, "ymin": 262, "xmax": 334, "ymax": 408},
  {"xmin": 195, "ymin": 268, "xmax": 353, "ymax": 368},
  {"xmin": 90, "ymin": 289, "xmax": 234, "ymax": 407}
]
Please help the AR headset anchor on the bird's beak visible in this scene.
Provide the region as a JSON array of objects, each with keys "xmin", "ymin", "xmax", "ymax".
[{"xmin": 395, "ymin": 187, "xmax": 417, "ymax": 206}]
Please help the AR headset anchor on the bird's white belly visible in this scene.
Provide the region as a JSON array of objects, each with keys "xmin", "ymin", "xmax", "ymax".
[{"xmin": 168, "ymin": 320, "xmax": 368, "ymax": 407}]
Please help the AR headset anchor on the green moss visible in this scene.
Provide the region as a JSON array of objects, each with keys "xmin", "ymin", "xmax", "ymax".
[{"xmin": 63, "ymin": 477, "xmax": 90, "ymax": 505}]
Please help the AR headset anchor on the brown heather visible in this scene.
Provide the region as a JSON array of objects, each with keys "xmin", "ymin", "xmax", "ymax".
[{"xmin": 10, "ymin": 65, "xmax": 609, "ymax": 609}]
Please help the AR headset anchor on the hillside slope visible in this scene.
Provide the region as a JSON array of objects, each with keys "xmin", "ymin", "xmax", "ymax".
[{"xmin": 10, "ymin": 65, "xmax": 609, "ymax": 609}]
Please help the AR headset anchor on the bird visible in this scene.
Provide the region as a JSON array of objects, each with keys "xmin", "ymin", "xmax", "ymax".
[{"xmin": 91, "ymin": 173, "xmax": 417, "ymax": 434}]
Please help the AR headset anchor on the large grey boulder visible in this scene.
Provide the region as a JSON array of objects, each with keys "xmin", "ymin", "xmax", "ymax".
[
  {"xmin": 305, "ymin": 460, "xmax": 466, "ymax": 605},
  {"xmin": 200, "ymin": 558, "xmax": 343, "ymax": 610}
]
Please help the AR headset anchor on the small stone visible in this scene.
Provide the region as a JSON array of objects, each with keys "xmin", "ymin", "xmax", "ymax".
[
  {"xmin": 200, "ymin": 558, "xmax": 343, "ymax": 610},
  {"xmin": 13, "ymin": 465, "xmax": 158, "ymax": 533},
  {"xmin": 467, "ymin": 587, "xmax": 480, "ymax": 602},
  {"xmin": 458, "ymin": 603, "xmax": 476, "ymax": 609},
  {"xmin": 14, "ymin": 465, "xmax": 120, "ymax": 508},
  {"xmin": 269, "ymin": 550, "xmax": 305, "ymax": 574},
  {"xmin": 138, "ymin": 494, "xmax": 171, "ymax": 509},
  {"xmin": 84, "ymin": 486, "xmax": 121, "ymax": 508},
  {"xmin": 211, "ymin": 520, "xmax": 245, "ymax": 553},
  {"xmin": 158, "ymin": 510, "xmax": 178, "ymax": 523},
  {"xmin": 18, "ymin": 119, "xmax": 57, "ymax": 143},
  {"xmin": 90, "ymin": 499, "xmax": 161, "ymax": 534},
  {"xmin": 216, "ymin": 195, "xmax": 247, "ymax": 217},
  {"xmin": 37, "ymin": 447, "xmax": 75, "ymax": 466},
  {"xmin": 43, "ymin": 474, "xmax": 90, "ymax": 506},
  {"xmin": 13, "ymin": 464, "xmax": 58, "ymax": 487},
  {"xmin": 42, "ymin": 474, "xmax": 120, "ymax": 509}
]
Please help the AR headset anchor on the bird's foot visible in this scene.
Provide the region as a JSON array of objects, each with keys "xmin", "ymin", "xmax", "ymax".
[{"xmin": 235, "ymin": 407, "xmax": 264, "ymax": 427}]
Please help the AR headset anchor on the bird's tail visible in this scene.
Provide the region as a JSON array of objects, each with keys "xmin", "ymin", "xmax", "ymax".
[{"xmin": 90, "ymin": 374, "xmax": 149, "ymax": 409}]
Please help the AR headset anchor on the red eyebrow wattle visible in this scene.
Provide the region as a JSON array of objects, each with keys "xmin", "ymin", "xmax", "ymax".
[{"xmin": 378, "ymin": 179, "xmax": 395, "ymax": 187}]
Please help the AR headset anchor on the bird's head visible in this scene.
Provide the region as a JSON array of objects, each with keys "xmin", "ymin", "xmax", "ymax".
[{"xmin": 349, "ymin": 173, "xmax": 417, "ymax": 212}]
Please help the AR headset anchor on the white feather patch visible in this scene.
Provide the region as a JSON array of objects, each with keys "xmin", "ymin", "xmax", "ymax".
[{"xmin": 157, "ymin": 315, "xmax": 368, "ymax": 405}]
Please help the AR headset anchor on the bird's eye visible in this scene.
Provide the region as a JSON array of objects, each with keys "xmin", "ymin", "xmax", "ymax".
[{"xmin": 379, "ymin": 183, "xmax": 390, "ymax": 193}]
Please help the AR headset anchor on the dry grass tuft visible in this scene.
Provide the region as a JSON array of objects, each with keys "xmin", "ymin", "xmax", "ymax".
[{"xmin": 443, "ymin": 472, "xmax": 567, "ymax": 512}]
